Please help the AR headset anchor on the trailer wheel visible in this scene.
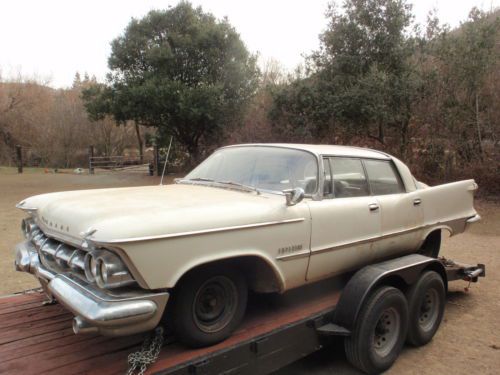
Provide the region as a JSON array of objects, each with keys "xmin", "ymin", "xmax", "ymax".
[
  {"xmin": 406, "ymin": 271, "xmax": 445, "ymax": 346},
  {"xmin": 345, "ymin": 286, "xmax": 408, "ymax": 374},
  {"xmin": 170, "ymin": 265, "xmax": 247, "ymax": 348}
]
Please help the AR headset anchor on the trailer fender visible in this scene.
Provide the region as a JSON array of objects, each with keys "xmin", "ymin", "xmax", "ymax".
[{"xmin": 333, "ymin": 254, "xmax": 447, "ymax": 332}]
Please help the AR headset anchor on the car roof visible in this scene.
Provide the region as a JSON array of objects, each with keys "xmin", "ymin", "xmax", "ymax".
[{"xmin": 222, "ymin": 143, "xmax": 391, "ymax": 160}]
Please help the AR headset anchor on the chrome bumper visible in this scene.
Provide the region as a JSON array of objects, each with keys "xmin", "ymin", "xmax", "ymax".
[
  {"xmin": 465, "ymin": 214, "xmax": 481, "ymax": 230},
  {"xmin": 14, "ymin": 241, "xmax": 169, "ymax": 336}
]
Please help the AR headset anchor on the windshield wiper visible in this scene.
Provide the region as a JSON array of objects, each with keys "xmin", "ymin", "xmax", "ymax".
[
  {"xmin": 217, "ymin": 180, "xmax": 260, "ymax": 194},
  {"xmin": 175, "ymin": 177, "xmax": 215, "ymax": 184},
  {"xmin": 176, "ymin": 178, "xmax": 260, "ymax": 194},
  {"xmin": 189, "ymin": 177, "xmax": 215, "ymax": 182}
]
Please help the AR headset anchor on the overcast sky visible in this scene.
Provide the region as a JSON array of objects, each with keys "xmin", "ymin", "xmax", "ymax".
[{"xmin": 0, "ymin": 0, "xmax": 498, "ymax": 88}]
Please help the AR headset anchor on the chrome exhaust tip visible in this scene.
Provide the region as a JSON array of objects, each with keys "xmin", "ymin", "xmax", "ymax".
[{"xmin": 73, "ymin": 316, "xmax": 98, "ymax": 334}]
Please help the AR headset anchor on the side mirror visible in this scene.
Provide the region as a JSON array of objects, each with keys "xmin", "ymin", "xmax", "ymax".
[{"xmin": 283, "ymin": 188, "xmax": 305, "ymax": 206}]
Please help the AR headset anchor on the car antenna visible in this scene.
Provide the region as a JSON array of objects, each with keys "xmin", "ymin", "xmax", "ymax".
[{"xmin": 160, "ymin": 136, "xmax": 173, "ymax": 186}]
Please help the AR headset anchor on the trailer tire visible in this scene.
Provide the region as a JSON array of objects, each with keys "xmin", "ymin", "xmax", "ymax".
[
  {"xmin": 170, "ymin": 265, "xmax": 247, "ymax": 348},
  {"xmin": 406, "ymin": 271, "xmax": 445, "ymax": 346},
  {"xmin": 344, "ymin": 286, "xmax": 408, "ymax": 375}
]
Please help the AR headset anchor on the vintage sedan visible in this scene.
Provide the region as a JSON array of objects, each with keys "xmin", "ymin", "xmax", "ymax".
[{"xmin": 14, "ymin": 144, "xmax": 480, "ymax": 347}]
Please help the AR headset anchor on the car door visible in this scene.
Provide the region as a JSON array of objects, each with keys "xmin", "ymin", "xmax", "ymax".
[
  {"xmin": 363, "ymin": 159, "xmax": 424, "ymax": 259},
  {"xmin": 306, "ymin": 157, "xmax": 381, "ymax": 282}
]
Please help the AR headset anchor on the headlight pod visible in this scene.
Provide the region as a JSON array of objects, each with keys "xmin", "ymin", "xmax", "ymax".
[
  {"xmin": 84, "ymin": 250, "xmax": 134, "ymax": 289},
  {"xmin": 21, "ymin": 218, "xmax": 29, "ymax": 238},
  {"xmin": 84, "ymin": 251, "xmax": 100, "ymax": 282},
  {"xmin": 21, "ymin": 218, "xmax": 39, "ymax": 240}
]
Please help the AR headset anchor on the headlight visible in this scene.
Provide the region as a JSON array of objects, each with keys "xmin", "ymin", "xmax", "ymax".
[
  {"xmin": 84, "ymin": 251, "xmax": 99, "ymax": 282},
  {"xmin": 95, "ymin": 251, "xmax": 135, "ymax": 289},
  {"xmin": 84, "ymin": 250, "xmax": 134, "ymax": 289}
]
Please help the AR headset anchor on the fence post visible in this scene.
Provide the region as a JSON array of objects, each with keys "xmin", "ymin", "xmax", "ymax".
[
  {"xmin": 154, "ymin": 145, "xmax": 161, "ymax": 176},
  {"xmin": 16, "ymin": 145, "xmax": 23, "ymax": 174},
  {"xmin": 88, "ymin": 145, "xmax": 94, "ymax": 174}
]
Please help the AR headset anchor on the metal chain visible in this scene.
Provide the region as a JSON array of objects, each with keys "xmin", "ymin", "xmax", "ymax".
[{"xmin": 127, "ymin": 326, "xmax": 164, "ymax": 375}]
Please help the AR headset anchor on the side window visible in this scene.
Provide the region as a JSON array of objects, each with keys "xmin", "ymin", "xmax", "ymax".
[
  {"xmin": 363, "ymin": 159, "xmax": 405, "ymax": 195},
  {"xmin": 330, "ymin": 157, "xmax": 370, "ymax": 198}
]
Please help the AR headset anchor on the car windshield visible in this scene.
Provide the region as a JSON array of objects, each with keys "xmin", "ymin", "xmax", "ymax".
[{"xmin": 183, "ymin": 146, "xmax": 319, "ymax": 194}]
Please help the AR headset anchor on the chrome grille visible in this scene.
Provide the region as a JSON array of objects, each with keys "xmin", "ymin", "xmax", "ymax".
[{"xmin": 31, "ymin": 228, "xmax": 88, "ymax": 281}]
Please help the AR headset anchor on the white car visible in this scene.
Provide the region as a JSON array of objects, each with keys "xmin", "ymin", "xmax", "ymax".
[{"xmin": 14, "ymin": 144, "xmax": 480, "ymax": 347}]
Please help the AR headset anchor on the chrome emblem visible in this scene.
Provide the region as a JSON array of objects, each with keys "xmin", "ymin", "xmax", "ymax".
[{"xmin": 278, "ymin": 244, "xmax": 303, "ymax": 256}]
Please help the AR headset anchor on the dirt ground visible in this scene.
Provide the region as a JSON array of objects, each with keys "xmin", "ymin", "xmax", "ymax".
[{"xmin": 0, "ymin": 168, "xmax": 499, "ymax": 374}]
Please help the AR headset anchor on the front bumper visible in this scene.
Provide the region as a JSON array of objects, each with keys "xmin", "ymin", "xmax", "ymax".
[{"xmin": 14, "ymin": 241, "xmax": 169, "ymax": 336}]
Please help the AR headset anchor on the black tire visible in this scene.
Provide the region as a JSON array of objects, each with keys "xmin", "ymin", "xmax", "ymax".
[
  {"xmin": 345, "ymin": 286, "xmax": 408, "ymax": 374},
  {"xmin": 170, "ymin": 264, "xmax": 247, "ymax": 348},
  {"xmin": 418, "ymin": 230, "xmax": 441, "ymax": 258},
  {"xmin": 406, "ymin": 271, "xmax": 445, "ymax": 347}
]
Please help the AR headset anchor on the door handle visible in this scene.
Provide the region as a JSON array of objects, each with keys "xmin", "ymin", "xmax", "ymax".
[
  {"xmin": 413, "ymin": 198, "xmax": 422, "ymax": 206},
  {"xmin": 368, "ymin": 203, "xmax": 380, "ymax": 212}
]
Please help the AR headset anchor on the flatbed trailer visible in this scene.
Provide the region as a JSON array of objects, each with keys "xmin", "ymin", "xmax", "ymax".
[{"xmin": 0, "ymin": 255, "xmax": 485, "ymax": 375}]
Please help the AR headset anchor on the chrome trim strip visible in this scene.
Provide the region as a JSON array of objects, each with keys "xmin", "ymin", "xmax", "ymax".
[
  {"xmin": 95, "ymin": 218, "xmax": 306, "ymax": 244},
  {"xmin": 16, "ymin": 201, "xmax": 38, "ymax": 212},
  {"xmin": 276, "ymin": 249, "xmax": 311, "ymax": 261},
  {"xmin": 466, "ymin": 214, "xmax": 481, "ymax": 224},
  {"xmin": 310, "ymin": 216, "xmax": 471, "ymax": 257}
]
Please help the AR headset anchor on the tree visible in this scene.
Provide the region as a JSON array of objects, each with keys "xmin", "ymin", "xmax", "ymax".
[
  {"xmin": 83, "ymin": 1, "xmax": 259, "ymax": 162},
  {"xmin": 271, "ymin": 0, "xmax": 419, "ymax": 156},
  {"xmin": 440, "ymin": 8, "xmax": 498, "ymax": 159}
]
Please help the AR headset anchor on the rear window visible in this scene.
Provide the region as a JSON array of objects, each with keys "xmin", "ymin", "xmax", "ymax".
[{"xmin": 363, "ymin": 159, "xmax": 405, "ymax": 195}]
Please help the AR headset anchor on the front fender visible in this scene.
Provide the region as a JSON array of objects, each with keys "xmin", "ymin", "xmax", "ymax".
[{"xmin": 167, "ymin": 250, "xmax": 286, "ymax": 292}]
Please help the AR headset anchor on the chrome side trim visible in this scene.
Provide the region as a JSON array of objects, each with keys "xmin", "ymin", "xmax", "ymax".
[
  {"xmin": 276, "ymin": 249, "xmax": 311, "ymax": 261},
  {"xmin": 465, "ymin": 214, "xmax": 481, "ymax": 231},
  {"xmin": 310, "ymin": 216, "xmax": 471, "ymax": 257},
  {"xmin": 95, "ymin": 218, "xmax": 306, "ymax": 244},
  {"xmin": 466, "ymin": 214, "xmax": 481, "ymax": 224}
]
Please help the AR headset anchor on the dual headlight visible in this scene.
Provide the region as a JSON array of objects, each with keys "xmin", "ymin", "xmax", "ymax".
[{"xmin": 84, "ymin": 250, "xmax": 135, "ymax": 289}]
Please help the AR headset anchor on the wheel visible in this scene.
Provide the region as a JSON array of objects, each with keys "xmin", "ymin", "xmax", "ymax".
[
  {"xmin": 170, "ymin": 264, "xmax": 247, "ymax": 347},
  {"xmin": 418, "ymin": 230, "xmax": 441, "ymax": 258},
  {"xmin": 345, "ymin": 286, "xmax": 408, "ymax": 374},
  {"xmin": 406, "ymin": 271, "xmax": 445, "ymax": 346}
]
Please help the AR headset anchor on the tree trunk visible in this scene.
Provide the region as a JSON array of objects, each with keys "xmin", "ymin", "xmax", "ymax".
[
  {"xmin": 186, "ymin": 142, "xmax": 200, "ymax": 170},
  {"xmin": 475, "ymin": 92, "xmax": 483, "ymax": 158},
  {"xmin": 134, "ymin": 122, "xmax": 144, "ymax": 163},
  {"xmin": 400, "ymin": 119, "xmax": 409, "ymax": 159},
  {"xmin": 378, "ymin": 122, "xmax": 384, "ymax": 144},
  {"xmin": 367, "ymin": 122, "xmax": 385, "ymax": 144}
]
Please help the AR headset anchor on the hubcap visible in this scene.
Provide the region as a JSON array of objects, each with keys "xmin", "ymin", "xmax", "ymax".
[
  {"xmin": 418, "ymin": 288, "xmax": 439, "ymax": 332},
  {"xmin": 193, "ymin": 276, "xmax": 238, "ymax": 333},
  {"xmin": 373, "ymin": 307, "xmax": 401, "ymax": 357}
]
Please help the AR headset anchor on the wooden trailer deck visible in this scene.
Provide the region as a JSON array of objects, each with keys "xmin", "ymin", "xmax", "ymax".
[{"xmin": 0, "ymin": 280, "xmax": 342, "ymax": 374}]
